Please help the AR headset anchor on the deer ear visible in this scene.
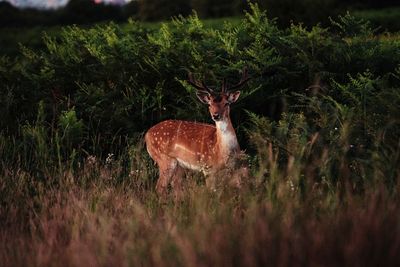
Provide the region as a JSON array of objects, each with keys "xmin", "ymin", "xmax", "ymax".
[
  {"xmin": 196, "ymin": 92, "xmax": 212, "ymax": 104},
  {"xmin": 227, "ymin": 91, "xmax": 241, "ymax": 103}
]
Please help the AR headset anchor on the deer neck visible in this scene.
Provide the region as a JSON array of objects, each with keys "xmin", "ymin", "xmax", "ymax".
[{"xmin": 215, "ymin": 119, "xmax": 240, "ymax": 160}]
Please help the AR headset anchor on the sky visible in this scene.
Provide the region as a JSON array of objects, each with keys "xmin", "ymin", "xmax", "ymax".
[{"xmin": 1, "ymin": 0, "xmax": 131, "ymax": 9}]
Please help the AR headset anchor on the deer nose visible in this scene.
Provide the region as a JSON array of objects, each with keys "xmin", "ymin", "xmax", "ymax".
[{"xmin": 212, "ymin": 113, "xmax": 221, "ymax": 121}]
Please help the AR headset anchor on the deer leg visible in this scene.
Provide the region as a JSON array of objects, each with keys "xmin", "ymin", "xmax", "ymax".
[
  {"xmin": 205, "ymin": 175, "xmax": 217, "ymax": 191},
  {"xmin": 171, "ymin": 165, "xmax": 185, "ymax": 201},
  {"xmin": 155, "ymin": 157, "xmax": 177, "ymax": 197},
  {"xmin": 229, "ymin": 166, "xmax": 249, "ymax": 189}
]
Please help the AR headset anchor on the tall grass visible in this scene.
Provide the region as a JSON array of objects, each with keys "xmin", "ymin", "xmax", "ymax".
[
  {"xmin": 1, "ymin": 92, "xmax": 400, "ymax": 266},
  {"xmin": 1, "ymin": 137, "xmax": 399, "ymax": 266}
]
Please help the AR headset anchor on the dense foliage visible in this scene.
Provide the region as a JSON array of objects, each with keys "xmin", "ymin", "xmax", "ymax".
[
  {"xmin": 2, "ymin": 5, "xmax": 399, "ymax": 170},
  {"xmin": 1, "ymin": 4, "xmax": 400, "ymax": 266}
]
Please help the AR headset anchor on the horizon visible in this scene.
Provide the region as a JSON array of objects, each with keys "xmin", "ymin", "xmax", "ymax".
[{"xmin": 0, "ymin": 0, "xmax": 132, "ymax": 9}]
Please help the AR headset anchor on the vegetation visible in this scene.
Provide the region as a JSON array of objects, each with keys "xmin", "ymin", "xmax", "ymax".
[{"xmin": 1, "ymin": 4, "xmax": 400, "ymax": 266}]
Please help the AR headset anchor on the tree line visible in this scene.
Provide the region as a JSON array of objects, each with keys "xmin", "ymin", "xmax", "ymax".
[{"xmin": 0, "ymin": 0, "xmax": 398, "ymax": 27}]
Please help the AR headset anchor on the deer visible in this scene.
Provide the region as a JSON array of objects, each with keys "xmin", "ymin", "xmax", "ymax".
[{"xmin": 145, "ymin": 68, "xmax": 250, "ymax": 198}]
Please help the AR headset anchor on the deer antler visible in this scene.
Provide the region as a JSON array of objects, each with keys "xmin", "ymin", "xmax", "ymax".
[
  {"xmin": 226, "ymin": 67, "xmax": 250, "ymax": 91},
  {"xmin": 188, "ymin": 73, "xmax": 214, "ymax": 94},
  {"xmin": 221, "ymin": 78, "xmax": 228, "ymax": 93}
]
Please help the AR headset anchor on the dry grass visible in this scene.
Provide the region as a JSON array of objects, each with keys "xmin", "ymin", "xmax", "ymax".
[
  {"xmin": 1, "ymin": 110, "xmax": 399, "ymax": 266},
  {"xmin": 1, "ymin": 160, "xmax": 399, "ymax": 267}
]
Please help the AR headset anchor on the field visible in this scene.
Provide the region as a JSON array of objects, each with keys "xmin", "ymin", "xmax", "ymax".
[
  {"xmin": 1, "ymin": 4, "xmax": 400, "ymax": 266},
  {"xmin": 353, "ymin": 7, "xmax": 400, "ymax": 32}
]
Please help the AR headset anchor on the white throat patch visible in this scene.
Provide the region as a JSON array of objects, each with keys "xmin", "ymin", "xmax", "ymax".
[
  {"xmin": 216, "ymin": 121, "xmax": 239, "ymax": 153},
  {"xmin": 216, "ymin": 121, "xmax": 228, "ymax": 132}
]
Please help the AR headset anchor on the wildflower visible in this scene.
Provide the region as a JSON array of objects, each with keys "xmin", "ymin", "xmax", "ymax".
[
  {"xmin": 87, "ymin": 155, "xmax": 96, "ymax": 166},
  {"xmin": 287, "ymin": 179, "xmax": 295, "ymax": 192},
  {"xmin": 129, "ymin": 169, "xmax": 140, "ymax": 177},
  {"xmin": 106, "ymin": 153, "xmax": 114, "ymax": 165}
]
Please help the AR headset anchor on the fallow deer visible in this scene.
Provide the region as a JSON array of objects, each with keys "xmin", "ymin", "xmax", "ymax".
[{"xmin": 145, "ymin": 68, "xmax": 250, "ymax": 197}]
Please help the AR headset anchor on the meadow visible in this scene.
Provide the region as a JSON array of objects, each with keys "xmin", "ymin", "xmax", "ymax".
[{"xmin": 1, "ymin": 4, "xmax": 400, "ymax": 266}]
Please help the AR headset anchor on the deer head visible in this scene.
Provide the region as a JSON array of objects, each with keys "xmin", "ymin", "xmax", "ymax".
[{"xmin": 188, "ymin": 68, "xmax": 250, "ymax": 122}]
